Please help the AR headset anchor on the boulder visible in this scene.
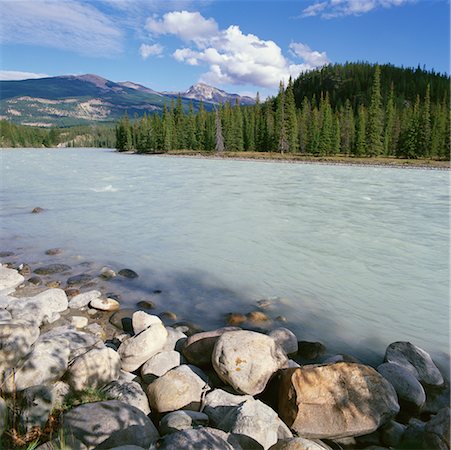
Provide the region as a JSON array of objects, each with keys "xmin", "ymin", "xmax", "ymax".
[
  {"xmin": 110, "ymin": 308, "xmax": 136, "ymax": 332},
  {"xmin": 278, "ymin": 363, "xmax": 400, "ymax": 439},
  {"xmin": 377, "ymin": 362, "xmax": 426, "ymax": 410},
  {"xmin": 70, "ymin": 316, "xmax": 88, "ymax": 329},
  {"xmin": 202, "ymin": 388, "xmax": 253, "ymax": 426},
  {"xmin": 119, "ymin": 319, "xmax": 168, "ymax": 371},
  {"xmin": 132, "ymin": 311, "xmax": 162, "ymax": 335},
  {"xmin": 269, "ymin": 437, "xmax": 332, "ymax": 450},
  {"xmin": 424, "ymin": 407, "xmax": 450, "ymax": 449},
  {"xmin": 2, "ymin": 338, "xmax": 70, "ymax": 392},
  {"xmin": 146, "ymin": 365, "xmax": 209, "ymax": 413},
  {"xmin": 34, "ymin": 264, "xmax": 71, "ymax": 275},
  {"xmin": 66, "ymin": 347, "xmax": 121, "ymax": 391},
  {"xmin": 141, "ymin": 350, "xmax": 184, "ymax": 383},
  {"xmin": 384, "ymin": 341, "xmax": 443, "ymax": 386},
  {"xmin": 150, "ymin": 427, "xmax": 241, "ymax": 450},
  {"xmin": 0, "ymin": 309, "xmax": 11, "ymax": 321},
  {"xmin": 212, "ymin": 330, "xmax": 288, "ymax": 395},
  {"xmin": 183, "ymin": 327, "xmax": 240, "ymax": 367},
  {"xmin": 63, "ymin": 400, "xmax": 159, "ymax": 449},
  {"xmin": 20, "ymin": 385, "xmax": 53, "ymax": 432},
  {"xmin": 162, "ymin": 326, "xmax": 187, "ymax": 352},
  {"xmin": 36, "ymin": 435, "xmax": 88, "ymax": 450},
  {"xmin": 31, "ymin": 207, "xmax": 44, "ymax": 213},
  {"xmin": 0, "ymin": 266, "xmax": 24, "ymax": 292},
  {"xmin": 297, "ymin": 341, "xmax": 326, "ymax": 360},
  {"xmin": 160, "ymin": 410, "xmax": 209, "ymax": 435},
  {"xmin": 69, "ymin": 290, "xmax": 101, "ymax": 309},
  {"xmin": 380, "ymin": 421, "xmax": 406, "ymax": 448},
  {"xmin": 269, "ymin": 328, "xmax": 298, "ymax": 355},
  {"xmin": 103, "ymin": 379, "xmax": 151, "ymax": 415},
  {"xmin": 6, "ymin": 288, "xmax": 68, "ymax": 327},
  {"xmin": 218, "ymin": 398, "xmax": 292, "ymax": 450},
  {"xmin": 90, "ymin": 297, "xmax": 120, "ymax": 311}
]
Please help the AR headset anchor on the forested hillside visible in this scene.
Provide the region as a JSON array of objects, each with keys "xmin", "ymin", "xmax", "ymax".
[{"xmin": 116, "ymin": 63, "xmax": 450, "ymax": 159}]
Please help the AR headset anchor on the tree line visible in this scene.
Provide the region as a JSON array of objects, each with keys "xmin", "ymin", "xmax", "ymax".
[{"xmin": 116, "ymin": 63, "xmax": 449, "ymax": 159}]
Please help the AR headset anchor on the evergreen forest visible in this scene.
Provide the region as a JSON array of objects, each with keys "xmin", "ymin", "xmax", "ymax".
[{"xmin": 116, "ymin": 63, "xmax": 450, "ymax": 159}]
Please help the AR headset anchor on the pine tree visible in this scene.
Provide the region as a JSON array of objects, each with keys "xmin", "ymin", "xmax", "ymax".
[
  {"xmin": 340, "ymin": 100, "xmax": 355, "ymax": 155},
  {"xmin": 367, "ymin": 65, "xmax": 384, "ymax": 156},
  {"xmin": 298, "ymin": 97, "xmax": 310, "ymax": 153},
  {"xmin": 318, "ymin": 93, "xmax": 333, "ymax": 155},
  {"xmin": 418, "ymin": 84, "xmax": 431, "ymax": 157},
  {"xmin": 275, "ymin": 82, "xmax": 288, "ymax": 154},
  {"xmin": 383, "ymin": 84, "xmax": 396, "ymax": 155},
  {"xmin": 186, "ymin": 102, "xmax": 197, "ymax": 150},
  {"xmin": 215, "ymin": 107, "xmax": 224, "ymax": 152},
  {"xmin": 354, "ymin": 104, "xmax": 367, "ymax": 156},
  {"xmin": 332, "ymin": 115, "xmax": 341, "ymax": 154},
  {"xmin": 162, "ymin": 103, "xmax": 174, "ymax": 151},
  {"xmin": 285, "ymin": 78, "xmax": 298, "ymax": 152}
]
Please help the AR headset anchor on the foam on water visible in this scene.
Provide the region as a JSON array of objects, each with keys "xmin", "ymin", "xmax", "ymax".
[{"xmin": 0, "ymin": 148, "xmax": 449, "ymax": 373}]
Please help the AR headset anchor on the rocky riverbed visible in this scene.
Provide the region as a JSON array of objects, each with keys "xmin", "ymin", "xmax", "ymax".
[{"xmin": 0, "ymin": 255, "xmax": 449, "ymax": 450}]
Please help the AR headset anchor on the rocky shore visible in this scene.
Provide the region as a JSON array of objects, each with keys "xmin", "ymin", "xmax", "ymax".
[{"xmin": 0, "ymin": 256, "xmax": 449, "ymax": 450}]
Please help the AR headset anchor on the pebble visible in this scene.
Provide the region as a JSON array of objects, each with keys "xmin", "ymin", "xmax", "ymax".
[
  {"xmin": 45, "ymin": 248, "xmax": 62, "ymax": 255},
  {"xmin": 34, "ymin": 264, "xmax": 71, "ymax": 275},
  {"xmin": 246, "ymin": 310, "xmax": 270, "ymax": 322},
  {"xmin": 137, "ymin": 300, "xmax": 155, "ymax": 309},
  {"xmin": 66, "ymin": 273, "xmax": 94, "ymax": 286},
  {"xmin": 90, "ymin": 297, "xmax": 120, "ymax": 311},
  {"xmin": 31, "ymin": 207, "xmax": 44, "ymax": 213},
  {"xmin": 118, "ymin": 268, "xmax": 139, "ymax": 278},
  {"xmin": 71, "ymin": 316, "xmax": 88, "ymax": 328},
  {"xmin": 227, "ymin": 313, "xmax": 247, "ymax": 326}
]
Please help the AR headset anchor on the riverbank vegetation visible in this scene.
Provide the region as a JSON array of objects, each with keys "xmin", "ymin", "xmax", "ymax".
[{"xmin": 116, "ymin": 63, "xmax": 449, "ymax": 160}]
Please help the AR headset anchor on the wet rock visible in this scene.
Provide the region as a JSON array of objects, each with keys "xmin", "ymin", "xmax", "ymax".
[
  {"xmin": 323, "ymin": 353, "xmax": 361, "ymax": 364},
  {"xmin": 247, "ymin": 310, "xmax": 270, "ymax": 322},
  {"xmin": 227, "ymin": 313, "xmax": 247, "ymax": 326},
  {"xmin": 45, "ymin": 248, "xmax": 62, "ymax": 255},
  {"xmin": 269, "ymin": 328, "xmax": 298, "ymax": 355},
  {"xmin": 69, "ymin": 290, "xmax": 101, "ymax": 309},
  {"xmin": 100, "ymin": 266, "xmax": 116, "ymax": 279},
  {"xmin": 160, "ymin": 410, "xmax": 209, "ymax": 435},
  {"xmin": 161, "ymin": 311, "xmax": 177, "ymax": 321},
  {"xmin": 103, "ymin": 379, "xmax": 151, "ymax": 415},
  {"xmin": 384, "ymin": 341, "xmax": 444, "ymax": 387},
  {"xmin": 36, "ymin": 435, "xmax": 88, "ymax": 450},
  {"xmin": 137, "ymin": 300, "xmax": 155, "ymax": 309},
  {"xmin": 146, "ymin": 365, "xmax": 209, "ymax": 413},
  {"xmin": 28, "ymin": 276, "xmax": 42, "ymax": 286},
  {"xmin": 377, "ymin": 362, "xmax": 426, "ymax": 411},
  {"xmin": 162, "ymin": 326, "xmax": 187, "ymax": 352},
  {"xmin": 65, "ymin": 288, "xmax": 80, "ymax": 298},
  {"xmin": 0, "ymin": 266, "xmax": 25, "ymax": 292},
  {"xmin": 424, "ymin": 407, "xmax": 450, "ymax": 449},
  {"xmin": 422, "ymin": 381, "xmax": 450, "ymax": 415},
  {"xmin": 31, "ymin": 207, "xmax": 44, "ymax": 213},
  {"xmin": 141, "ymin": 350, "xmax": 184, "ymax": 383},
  {"xmin": 45, "ymin": 280, "xmax": 61, "ymax": 288},
  {"xmin": 118, "ymin": 318, "xmax": 168, "ymax": 371},
  {"xmin": 34, "ymin": 264, "xmax": 71, "ymax": 275},
  {"xmin": 90, "ymin": 296, "xmax": 120, "ymax": 311},
  {"xmin": 152, "ymin": 426, "xmax": 241, "ymax": 450},
  {"xmin": 3, "ymin": 338, "xmax": 70, "ymax": 392},
  {"xmin": 218, "ymin": 398, "xmax": 293, "ymax": 450},
  {"xmin": 63, "ymin": 400, "xmax": 159, "ymax": 449},
  {"xmin": 203, "ymin": 388, "xmax": 254, "ymax": 426},
  {"xmin": 20, "ymin": 385, "xmax": 53, "ymax": 432},
  {"xmin": 183, "ymin": 327, "xmax": 241, "ymax": 367},
  {"xmin": 380, "ymin": 420, "xmax": 406, "ymax": 448},
  {"xmin": 173, "ymin": 321, "xmax": 204, "ymax": 336},
  {"xmin": 212, "ymin": 330, "xmax": 288, "ymax": 395},
  {"xmin": 67, "ymin": 273, "xmax": 94, "ymax": 286},
  {"xmin": 118, "ymin": 268, "xmax": 139, "ymax": 279},
  {"xmin": 0, "ymin": 251, "xmax": 14, "ymax": 257},
  {"xmin": 132, "ymin": 310, "xmax": 161, "ymax": 334},
  {"xmin": 269, "ymin": 437, "xmax": 332, "ymax": 450},
  {"xmin": 297, "ymin": 341, "xmax": 326, "ymax": 360},
  {"xmin": 278, "ymin": 363, "xmax": 400, "ymax": 439},
  {"xmin": 18, "ymin": 263, "xmax": 32, "ymax": 276},
  {"xmin": 110, "ymin": 308, "xmax": 136, "ymax": 332},
  {"xmin": 275, "ymin": 316, "xmax": 287, "ymax": 322},
  {"xmin": 85, "ymin": 322, "xmax": 106, "ymax": 339}
]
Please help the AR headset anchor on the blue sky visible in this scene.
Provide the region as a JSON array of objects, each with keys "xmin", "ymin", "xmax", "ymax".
[{"xmin": 0, "ymin": 0, "xmax": 449, "ymax": 98}]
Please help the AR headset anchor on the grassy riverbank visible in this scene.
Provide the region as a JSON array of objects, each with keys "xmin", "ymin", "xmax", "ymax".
[{"xmin": 161, "ymin": 150, "xmax": 450, "ymax": 169}]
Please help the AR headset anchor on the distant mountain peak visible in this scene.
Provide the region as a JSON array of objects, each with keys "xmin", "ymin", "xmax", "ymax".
[{"xmin": 62, "ymin": 74, "xmax": 110, "ymax": 89}]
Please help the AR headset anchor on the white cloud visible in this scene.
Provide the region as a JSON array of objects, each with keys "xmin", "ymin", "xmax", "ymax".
[
  {"xmin": 301, "ymin": 0, "xmax": 411, "ymax": 18},
  {"xmin": 0, "ymin": 0, "xmax": 123, "ymax": 56},
  {"xmin": 139, "ymin": 43, "xmax": 164, "ymax": 59},
  {"xmin": 146, "ymin": 11, "xmax": 329, "ymax": 88},
  {"xmin": 0, "ymin": 70, "xmax": 50, "ymax": 81}
]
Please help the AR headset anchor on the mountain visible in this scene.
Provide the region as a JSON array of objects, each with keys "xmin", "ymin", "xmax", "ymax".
[
  {"xmin": 164, "ymin": 83, "xmax": 255, "ymax": 106},
  {"xmin": 0, "ymin": 75, "xmax": 254, "ymax": 127}
]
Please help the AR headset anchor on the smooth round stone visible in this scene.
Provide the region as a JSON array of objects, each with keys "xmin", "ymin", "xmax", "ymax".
[
  {"xmin": 28, "ymin": 276, "xmax": 42, "ymax": 286},
  {"xmin": 269, "ymin": 437, "xmax": 333, "ymax": 449},
  {"xmin": 136, "ymin": 300, "xmax": 155, "ymax": 309},
  {"xmin": 45, "ymin": 280, "xmax": 61, "ymax": 288},
  {"xmin": 0, "ymin": 251, "xmax": 14, "ymax": 257},
  {"xmin": 100, "ymin": 267, "xmax": 116, "ymax": 279},
  {"xmin": 141, "ymin": 350, "xmax": 183, "ymax": 383},
  {"xmin": 45, "ymin": 248, "xmax": 62, "ymax": 255},
  {"xmin": 90, "ymin": 297, "xmax": 120, "ymax": 311},
  {"xmin": 67, "ymin": 273, "xmax": 94, "ymax": 286},
  {"xmin": 118, "ymin": 268, "xmax": 139, "ymax": 279},
  {"xmin": 133, "ymin": 311, "xmax": 162, "ymax": 335},
  {"xmin": 246, "ymin": 311, "xmax": 269, "ymax": 322},
  {"xmin": 71, "ymin": 316, "xmax": 88, "ymax": 329},
  {"xmin": 227, "ymin": 313, "xmax": 246, "ymax": 326},
  {"xmin": 18, "ymin": 264, "xmax": 32, "ymax": 276},
  {"xmin": 160, "ymin": 311, "xmax": 177, "ymax": 321},
  {"xmin": 65, "ymin": 288, "xmax": 80, "ymax": 298},
  {"xmin": 69, "ymin": 290, "xmax": 102, "ymax": 309},
  {"xmin": 31, "ymin": 207, "xmax": 44, "ymax": 213},
  {"xmin": 269, "ymin": 327, "xmax": 298, "ymax": 355},
  {"xmin": 160, "ymin": 410, "xmax": 209, "ymax": 435},
  {"xmin": 298, "ymin": 341, "xmax": 326, "ymax": 360},
  {"xmin": 110, "ymin": 309, "xmax": 136, "ymax": 332},
  {"xmin": 34, "ymin": 264, "xmax": 71, "ymax": 275}
]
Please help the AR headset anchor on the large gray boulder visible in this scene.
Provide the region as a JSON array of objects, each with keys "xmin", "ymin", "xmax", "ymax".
[
  {"xmin": 269, "ymin": 437, "xmax": 332, "ymax": 450},
  {"xmin": 63, "ymin": 400, "xmax": 159, "ymax": 449},
  {"xmin": 132, "ymin": 310, "xmax": 161, "ymax": 335},
  {"xmin": 150, "ymin": 427, "xmax": 242, "ymax": 450},
  {"xmin": 2, "ymin": 338, "xmax": 70, "ymax": 392},
  {"xmin": 278, "ymin": 363, "xmax": 399, "ymax": 439},
  {"xmin": 69, "ymin": 290, "xmax": 101, "ymax": 309},
  {"xmin": 182, "ymin": 327, "xmax": 240, "ymax": 367},
  {"xmin": 146, "ymin": 365, "xmax": 209, "ymax": 413},
  {"xmin": 218, "ymin": 398, "xmax": 292, "ymax": 450},
  {"xmin": 212, "ymin": 330, "xmax": 288, "ymax": 395},
  {"xmin": 20, "ymin": 385, "xmax": 54, "ymax": 432},
  {"xmin": 202, "ymin": 388, "xmax": 253, "ymax": 426},
  {"xmin": 66, "ymin": 347, "xmax": 121, "ymax": 391},
  {"xmin": 159, "ymin": 410, "xmax": 209, "ymax": 435},
  {"xmin": 162, "ymin": 326, "xmax": 187, "ymax": 352},
  {"xmin": 103, "ymin": 379, "xmax": 151, "ymax": 415},
  {"xmin": 6, "ymin": 288, "xmax": 68, "ymax": 326},
  {"xmin": 377, "ymin": 362, "xmax": 426, "ymax": 410},
  {"xmin": 269, "ymin": 328, "xmax": 298, "ymax": 355},
  {"xmin": 0, "ymin": 266, "xmax": 24, "ymax": 293},
  {"xmin": 118, "ymin": 318, "xmax": 168, "ymax": 371},
  {"xmin": 141, "ymin": 350, "xmax": 184, "ymax": 383},
  {"xmin": 424, "ymin": 407, "xmax": 450, "ymax": 449},
  {"xmin": 384, "ymin": 341, "xmax": 444, "ymax": 387}
]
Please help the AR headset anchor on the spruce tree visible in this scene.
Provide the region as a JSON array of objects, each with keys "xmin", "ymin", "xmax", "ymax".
[
  {"xmin": 276, "ymin": 82, "xmax": 288, "ymax": 154},
  {"xmin": 285, "ymin": 78, "xmax": 298, "ymax": 152},
  {"xmin": 354, "ymin": 104, "xmax": 367, "ymax": 156},
  {"xmin": 215, "ymin": 107, "xmax": 224, "ymax": 152},
  {"xmin": 419, "ymin": 84, "xmax": 431, "ymax": 157},
  {"xmin": 367, "ymin": 65, "xmax": 384, "ymax": 156},
  {"xmin": 383, "ymin": 84, "xmax": 396, "ymax": 156}
]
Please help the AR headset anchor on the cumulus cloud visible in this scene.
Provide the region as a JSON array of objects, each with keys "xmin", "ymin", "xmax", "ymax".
[
  {"xmin": 0, "ymin": 0, "xmax": 123, "ymax": 56},
  {"xmin": 139, "ymin": 43, "xmax": 164, "ymax": 59},
  {"xmin": 146, "ymin": 11, "xmax": 329, "ymax": 88},
  {"xmin": 0, "ymin": 70, "xmax": 49, "ymax": 81},
  {"xmin": 301, "ymin": 0, "xmax": 411, "ymax": 18}
]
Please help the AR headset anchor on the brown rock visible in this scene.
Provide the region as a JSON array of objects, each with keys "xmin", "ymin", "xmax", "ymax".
[
  {"xmin": 45, "ymin": 248, "xmax": 62, "ymax": 255},
  {"xmin": 247, "ymin": 310, "xmax": 269, "ymax": 322},
  {"xmin": 65, "ymin": 288, "xmax": 80, "ymax": 298},
  {"xmin": 31, "ymin": 207, "xmax": 44, "ymax": 214},
  {"xmin": 278, "ymin": 363, "xmax": 399, "ymax": 439},
  {"xmin": 227, "ymin": 313, "xmax": 247, "ymax": 326},
  {"xmin": 45, "ymin": 280, "xmax": 61, "ymax": 288},
  {"xmin": 161, "ymin": 311, "xmax": 177, "ymax": 321},
  {"xmin": 298, "ymin": 341, "xmax": 326, "ymax": 360}
]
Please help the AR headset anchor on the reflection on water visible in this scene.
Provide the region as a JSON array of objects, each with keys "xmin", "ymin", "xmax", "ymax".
[{"xmin": 0, "ymin": 148, "xmax": 449, "ymax": 374}]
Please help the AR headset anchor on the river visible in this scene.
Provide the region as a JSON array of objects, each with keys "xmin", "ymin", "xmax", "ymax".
[{"xmin": 1, "ymin": 148, "xmax": 449, "ymax": 374}]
